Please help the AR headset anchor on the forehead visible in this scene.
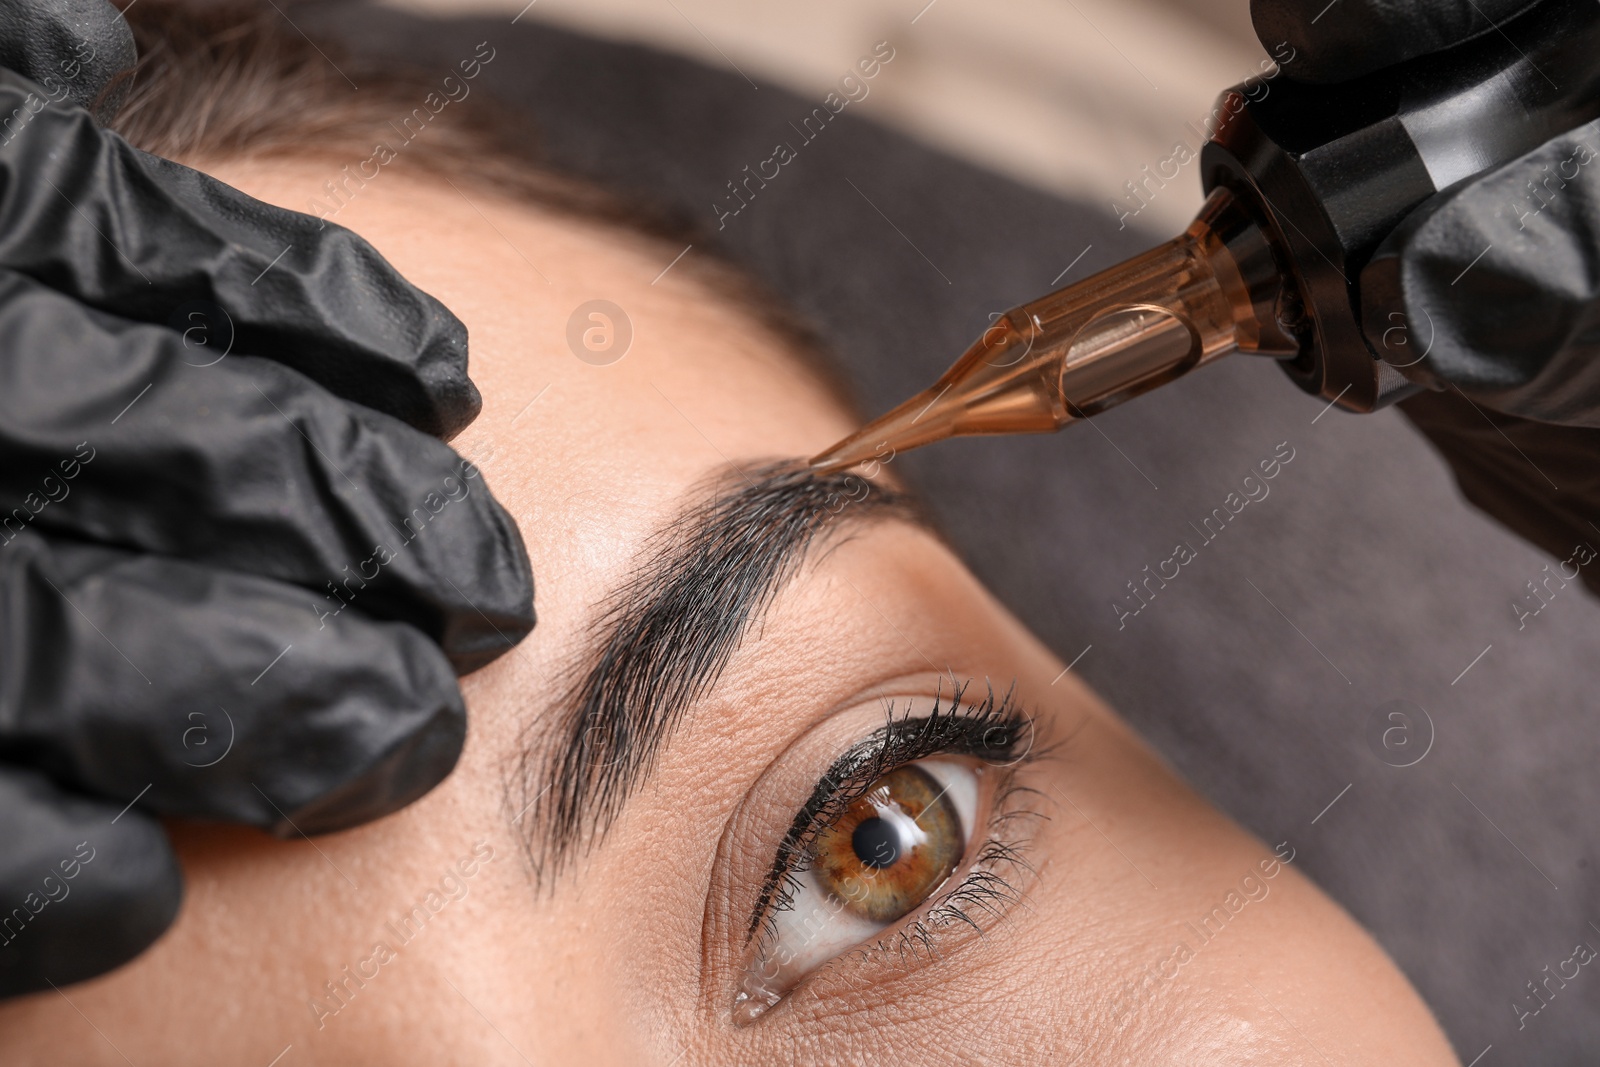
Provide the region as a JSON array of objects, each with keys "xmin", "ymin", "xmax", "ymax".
[{"xmin": 206, "ymin": 158, "xmax": 858, "ymax": 621}]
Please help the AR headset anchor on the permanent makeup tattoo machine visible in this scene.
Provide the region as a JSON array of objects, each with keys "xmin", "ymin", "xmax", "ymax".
[{"xmin": 811, "ymin": 0, "xmax": 1600, "ymax": 473}]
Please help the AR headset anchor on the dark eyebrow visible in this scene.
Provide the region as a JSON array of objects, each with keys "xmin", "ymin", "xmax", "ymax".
[{"xmin": 511, "ymin": 459, "xmax": 917, "ymax": 880}]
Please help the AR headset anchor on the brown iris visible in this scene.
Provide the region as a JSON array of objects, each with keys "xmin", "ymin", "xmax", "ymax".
[{"xmin": 808, "ymin": 764, "xmax": 964, "ymax": 924}]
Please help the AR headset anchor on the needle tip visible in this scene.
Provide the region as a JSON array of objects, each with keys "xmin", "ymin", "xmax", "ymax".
[
  {"xmin": 807, "ymin": 383, "xmax": 972, "ymax": 475},
  {"xmin": 806, "ymin": 440, "xmax": 872, "ymax": 475}
]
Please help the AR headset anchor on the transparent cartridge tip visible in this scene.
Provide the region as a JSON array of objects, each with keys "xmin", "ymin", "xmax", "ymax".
[{"xmin": 810, "ymin": 188, "xmax": 1299, "ymax": 474}]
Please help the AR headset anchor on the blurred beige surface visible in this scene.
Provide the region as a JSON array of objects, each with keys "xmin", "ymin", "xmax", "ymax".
[{"xmin": 379, "ymin": 0, "xmax": 1266, "ymax": 233}]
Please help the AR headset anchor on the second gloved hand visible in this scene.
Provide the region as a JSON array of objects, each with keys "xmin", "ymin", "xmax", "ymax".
[{"xmin": 1253, "ymin": 0, "xmax": 1600, "ymax": 592}]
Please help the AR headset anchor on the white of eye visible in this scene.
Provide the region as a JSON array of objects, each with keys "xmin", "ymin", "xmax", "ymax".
[{"xmin": 915, "ymin": 757, "xmax": 977, "ymax": 839}]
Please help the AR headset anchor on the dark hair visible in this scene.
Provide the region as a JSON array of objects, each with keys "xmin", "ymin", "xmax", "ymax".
[{"xmin": 104, "ymin": 0, "xmax": 855, "ymax": 407}]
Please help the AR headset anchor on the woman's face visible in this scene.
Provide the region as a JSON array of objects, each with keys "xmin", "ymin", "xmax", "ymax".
[{"xmin": 0, "ymin": 160, "xmax": 1458, "ymax": 1066}]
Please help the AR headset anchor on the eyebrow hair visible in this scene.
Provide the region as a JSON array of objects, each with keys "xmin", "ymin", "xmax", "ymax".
[{"xmin": 512, "ymin": 459, "xmax": 916, "ymax": 879}]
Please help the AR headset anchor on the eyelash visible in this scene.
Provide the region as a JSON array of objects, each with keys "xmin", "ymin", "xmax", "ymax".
[{"xmin": 748, "ymin": 681, "xmax": 1046, "ymax": 969}]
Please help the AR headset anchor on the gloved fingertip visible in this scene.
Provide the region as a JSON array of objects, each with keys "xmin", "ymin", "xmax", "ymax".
[
  {"xmin": 1358, "ymin": 244, "xmax": 1408, "ymax": 367},
  {"xmin": 0, "ymin": 0, "xmax": 136, "ymax": 118},
  {"xmin": 435, "ymin": 495, "xmax": 536, "ymax": 674},
  {"xmin": 415, "ymin": 313, "xmax": 480, "ymax": 443},
  {"xmin": 248, "ymin": 629, "xmax": 471, "ymax": 838},
  {"xmin": 273, "ymin": 684, "xmax": 468, "ymax": 837},
  {"xmin": 0, "ymin": 775, "xmax": 182, "ymax": 997}
]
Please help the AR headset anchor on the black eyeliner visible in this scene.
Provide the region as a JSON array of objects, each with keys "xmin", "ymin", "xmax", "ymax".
[{"xmin": 747, "ymin": 680, "xmax": 1032, "ymax": 941}]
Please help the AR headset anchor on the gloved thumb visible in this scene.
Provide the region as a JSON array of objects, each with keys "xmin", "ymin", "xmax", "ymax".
[{"xmin": 1361, "ymin": 124, "xmax": 1600, "ymax": 430}]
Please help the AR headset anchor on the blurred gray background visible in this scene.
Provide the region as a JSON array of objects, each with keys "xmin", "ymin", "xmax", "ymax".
[
  {"xmin": 318, "ymin": 1, "xmax": 1600, "ymax": 1061},
  {"xmin": 384, "ymin": 0, "xmax": 1264, "ymax": 235}
]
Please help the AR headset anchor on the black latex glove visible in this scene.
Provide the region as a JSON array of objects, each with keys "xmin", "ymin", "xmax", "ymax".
[
  {"xmin": 0, "ymin": 1, "xmax": 534, "ymax": 998},
  {"xmin": 1253, "ymin": 0, "xmax": 1600, "ymax": 592}
]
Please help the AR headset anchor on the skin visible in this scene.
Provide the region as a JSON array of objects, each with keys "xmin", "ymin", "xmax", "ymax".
[{"xmin": 0, "ymin": 158, "xmax": 1460, "ymax": 1066}]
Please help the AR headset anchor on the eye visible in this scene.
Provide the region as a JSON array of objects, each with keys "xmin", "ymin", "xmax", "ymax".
[
  {"xmin": 809, "ymin": 762, "xmax": 969, "ymax": 923},
  {"xmin": 733, "ymin": 757, "xmax": 984, "ymax": 1022},
  {"xmin": 710, "ymin": 684, "xmax": 1041, "ymax": 1026}
]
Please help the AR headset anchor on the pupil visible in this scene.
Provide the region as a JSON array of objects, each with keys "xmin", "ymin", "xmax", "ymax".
[{"xmin": 851, "ymin": 817, "xmax": 902, "ymax": 869}]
